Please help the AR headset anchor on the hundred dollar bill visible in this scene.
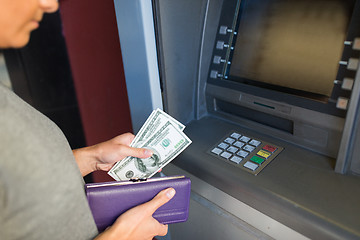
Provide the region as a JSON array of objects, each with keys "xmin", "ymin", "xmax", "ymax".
[
  {"xmin": 109, "ymin": 121, "xmax": 191, "ymax": 180},
  {"xmin": 108, "ymin": 109, "xmax": 186, "ymax": 179},
  {"xmin": 131, "ymin": 108, "xmax": 185, "ymax": 147}
]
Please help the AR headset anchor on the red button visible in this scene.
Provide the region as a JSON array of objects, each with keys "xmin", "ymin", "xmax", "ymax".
[{"xmin": 263, "ymin": 145, "xmax": 277, "ymax": 153}]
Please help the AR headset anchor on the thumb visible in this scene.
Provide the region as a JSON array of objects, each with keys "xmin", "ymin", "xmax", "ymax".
[{"xmin": 146, "ymin": 188, "xmax": 176, "ymax": 214}]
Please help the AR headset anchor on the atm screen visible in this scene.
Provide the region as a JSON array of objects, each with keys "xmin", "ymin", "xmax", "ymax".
[{"xmin": 209, "ymin": 0, "xmax": 360, "ymax": 117}]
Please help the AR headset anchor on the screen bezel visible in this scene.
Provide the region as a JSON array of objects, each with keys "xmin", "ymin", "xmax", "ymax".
[{"xmin": 208, "ymin": 0, "xmax": 360, "ymax": 118}]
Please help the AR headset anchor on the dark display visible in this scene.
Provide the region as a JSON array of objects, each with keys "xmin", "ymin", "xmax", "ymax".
[
  {"xmin": 207, "ymin": 0, "xmax": 360, "ymax": 117},
  {"xmin": 230, "ymin": 0, "xmax": 355, "ymax": 101}
]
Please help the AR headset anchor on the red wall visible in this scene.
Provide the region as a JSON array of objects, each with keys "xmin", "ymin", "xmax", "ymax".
[{"xmin": 59, "ymin": 0, "xmax": 132, "ymax": 182}]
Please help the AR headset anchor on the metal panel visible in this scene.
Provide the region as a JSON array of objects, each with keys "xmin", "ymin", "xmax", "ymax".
[
  {"xmin": 336, "ymin": 57, "xmax": 360, "ymax": 174},
  {"xmin": 114, "ymin": 0, "xmax": 163, "ymax": 132}
]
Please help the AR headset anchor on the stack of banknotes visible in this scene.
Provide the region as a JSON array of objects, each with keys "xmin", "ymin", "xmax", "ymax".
[{"xmin": 108, "ymin": 109, "xmax": 192, "ymax": 181}]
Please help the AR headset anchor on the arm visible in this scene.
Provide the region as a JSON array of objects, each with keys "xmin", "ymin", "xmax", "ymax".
[
  {"xmin": 94, "ymin": 188, "xmax": 176, "ymax": 240},
  {"xmin": 73, "ymin": 133, "xmax": 152, "ymax": 176}
]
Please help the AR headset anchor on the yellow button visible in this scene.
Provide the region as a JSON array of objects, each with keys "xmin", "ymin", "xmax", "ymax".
[{"xmin": 257, "ymin": 150, "xmax": 271, "ymax": 159}]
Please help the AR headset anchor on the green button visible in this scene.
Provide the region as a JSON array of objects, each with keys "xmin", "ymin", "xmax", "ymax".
[{"xmin": 250, "ymin": 155, "xmax": 265, "ymax": 165}]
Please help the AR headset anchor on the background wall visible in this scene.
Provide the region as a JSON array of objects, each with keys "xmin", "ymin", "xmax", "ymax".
[{"xmin": 59, "ymin": 0, "xmax": 133, "ymax": 182}]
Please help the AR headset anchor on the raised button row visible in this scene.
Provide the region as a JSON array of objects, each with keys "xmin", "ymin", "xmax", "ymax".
[
  {"xmin": 220, "ymin": 143, "xmax": 255, "ymax": 154},
  {"xmin": 228, "ymin": 133, "xmax": 262, "ymax": 146},
  {"xmin": 211, "ymin": 147, "xmax": 249, "ymax": 159},
  {"xmin": 211, "ymin": 147, "xmax": 245, "ymax": 163},
  {"xmin": 214, "ymin": 145, "xmax": 254, "ymax": 157}
]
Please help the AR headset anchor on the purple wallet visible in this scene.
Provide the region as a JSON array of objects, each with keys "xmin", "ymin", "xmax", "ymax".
[{"xmin": 85, "ymin": 175, "xmax": 191, "ymax": 232}]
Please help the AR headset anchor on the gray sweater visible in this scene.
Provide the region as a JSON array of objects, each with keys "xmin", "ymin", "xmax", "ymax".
[{"xmin": 0, "ymin": 84, "xmax": 98, "ymax": 239}]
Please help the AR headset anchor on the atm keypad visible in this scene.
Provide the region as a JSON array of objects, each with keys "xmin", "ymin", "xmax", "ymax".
[{"xmin": 209, "ymin": 132, "xmax": 283, "ymax": 175}]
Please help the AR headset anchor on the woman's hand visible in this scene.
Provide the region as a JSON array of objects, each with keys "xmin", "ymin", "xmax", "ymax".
[
  {"xmin": 73, "ymin": 133, "xmax": 153, "ymax": 176},
  {"xmin": 94, "ymin": 188, "xmax": 176, "ymax": 240}
]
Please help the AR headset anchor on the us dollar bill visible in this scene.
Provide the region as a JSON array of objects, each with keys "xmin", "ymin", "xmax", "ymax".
[
  {"xmin": 108, "ymin": 109, "xmax": 187, "ymax": 180},
  {"xmin": 131, "ymin": 108, "xmax": 185, "ymax": 147},
  {"xmin": 109, "ymin": 121, "xmax": 191, "ymax": 180}
]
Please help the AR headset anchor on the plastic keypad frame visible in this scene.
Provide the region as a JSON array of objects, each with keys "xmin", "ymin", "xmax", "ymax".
[{"xmin": 209, "ymin": 131, "xmax": 284, "ymax": 175}]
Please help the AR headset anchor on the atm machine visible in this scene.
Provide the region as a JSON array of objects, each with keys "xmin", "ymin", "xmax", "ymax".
[{"xmin": 114, "ymin": 0, "xmax": 360, "ymax": 239}]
